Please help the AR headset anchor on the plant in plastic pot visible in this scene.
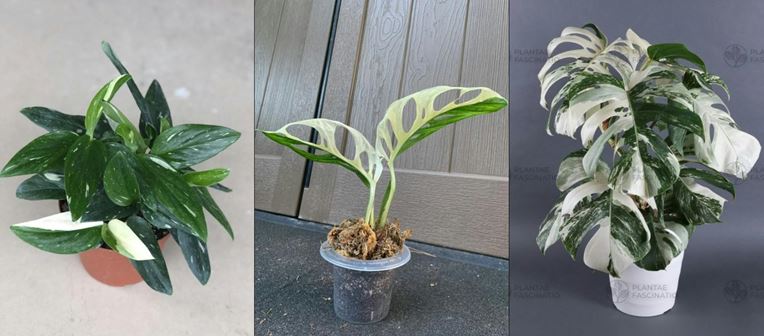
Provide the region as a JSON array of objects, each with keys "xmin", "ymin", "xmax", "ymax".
[
  {"xmin": 260, "ymin": 86, "xmax": 507, "ymax": 323},
  {"xmin": 536, "ymin": 24, "xmax": 761, "ymax": 316},
  {"xmin": 0, "ymin": 42, "xmax": 240, "ymax": 295}
]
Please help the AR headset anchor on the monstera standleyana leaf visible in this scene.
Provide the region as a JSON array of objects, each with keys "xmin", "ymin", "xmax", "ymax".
[
  {"xmin": 537, "ymin": 152, "xmax": 652, "ymax": 277},
  {"xmin": 10, "ymin": 212, "xmax": 104, "ymax": 254},
  {"xmin": 374, "ymin": 86, "xmax": 507, "ymax": 225},
  {"xmin": 101, "ymin": 218, "xmax": 155, "ymax": 261},
  {"xmin": 261, "ymin": 119, "xmax": 383, "ymax": 224}
]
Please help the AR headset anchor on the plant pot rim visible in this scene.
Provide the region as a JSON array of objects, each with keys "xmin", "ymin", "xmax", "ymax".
[{"xmin": 320, "ymin": 241, "xmax": 410, "ymax": 272}]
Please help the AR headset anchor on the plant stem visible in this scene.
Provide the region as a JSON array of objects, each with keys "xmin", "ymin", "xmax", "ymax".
[
  {"xmin": 377, "ymin": 163, "xmax": 396, "ymax": 229},
  {"xmin": 364, "ymin": 184, "xmax": 376, "ymax": 229}
]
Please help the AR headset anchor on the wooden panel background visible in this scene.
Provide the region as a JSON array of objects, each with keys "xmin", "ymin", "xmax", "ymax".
[
  {"xmin": 297, "ymin": 0, "xmax": 509, "ymax": 258},
  {"xmin": 254, "ymin": 0, "xmax": 334, "ymax": 215}
]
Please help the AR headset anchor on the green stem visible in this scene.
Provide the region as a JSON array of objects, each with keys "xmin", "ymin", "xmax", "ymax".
[
  {"xmin": 377, "ymin": 163, "xmax": 396, "ymax": 229},
  {"xmin": 364, "ymin": 184, "xmax": 376, "ymax": 228}
]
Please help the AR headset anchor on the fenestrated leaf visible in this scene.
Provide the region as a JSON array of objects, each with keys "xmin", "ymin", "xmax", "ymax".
[
  {"xmin": 103, "ymin": 151, "xmax": 140, "ymax": 206},
  {"xmin": 80, "ymin": 187, "xmax": 140, "ymax": 222},
  {"xmin": 171, "ymin": 229, "xmax": 210, "ymax": 285},
  {"xmin": 647, "ymin": 43, "xmax": 707, "ymax": 72},
  {"xmin": 85, "ymin": 74, "xmax": 131, "ymax": 138},
  {"xmin": 673, "ymin": 177, "xmax": 725, "ymax": 225},
  {"xmin": 556, "ymin": 149, "xmax": 609, "ymax": 191},
  {"xmin": 0, "ymin": 131, "xmax": 78, "ymax": 177},
  {"xmin": 125, "ymin": 216, "xmax": 172, "ymax": 295},
  {"xmin": 10, "ymin": 212, "xmax": 103, "ymax": 254},
  {"xmin": 136, "ymin": 155, "xmax": 207, "ymax": 241},
  {"xmin": 16, "ymin": 173, "xmax": 66, "ymax": 200},
  {"xmin": 260, "ymin": 119, "xmax": 381, "ymax": 188},
  {"xmin": 152, "ymin": 124, "xmax": 241, "ymax": 169},
  {"xmin": 145, "ymin": 80, "xmax": 173, "ymax": 127},
  {"xmin": 196, "ymin": 187, "xmax": 234, "ymax": 239},
  {"xmin": 183, "ymin": 168, "xmax": 230, "ymax": 187},
  {"xmin": 101, "ymin": 219, "xmax": 154, "ymax": 261},
  {"xmin": 21, "ymin": 106, "xmax": 112, "ymax": 137},
  {"xmin": 680, "ymin": 167, "xmax": 735, "ymax": 198},
  {"xmin": 101, "ymin": 41, "xmax": 159, "ymax": 140},
  {"xmin": 64, "ymin": 135, "xmax": 108, "ymax": 221}
]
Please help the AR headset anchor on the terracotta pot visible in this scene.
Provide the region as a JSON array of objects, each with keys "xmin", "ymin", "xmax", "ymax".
[{"xmin": 79, "ymin": 236, "xmax": 170, "ymax": 287}]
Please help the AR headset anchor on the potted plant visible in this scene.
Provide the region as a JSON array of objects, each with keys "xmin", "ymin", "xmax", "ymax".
[
  {"xmin": 536, "ymin": 24, "xmax": 761, "ymax": 316},
  {"xmin": 259, "ymin": 86, "xmax": 507, "ymax": 323},
  {"xmin": 0, "ymin": 42, "xmax": 240, "ymax": 295}
]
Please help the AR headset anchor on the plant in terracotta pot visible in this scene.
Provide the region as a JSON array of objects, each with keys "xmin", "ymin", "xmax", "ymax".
[
  {"xmin": 259, "ymin": 86, "xmax": 507, "ymax": 323},
  {"xmin": 536, "ymin": 24, "xmax": 760, "ymax": 316},
  {"xmin": 0, "ymin": 42, "xmax": 240, "ymax": 295}
]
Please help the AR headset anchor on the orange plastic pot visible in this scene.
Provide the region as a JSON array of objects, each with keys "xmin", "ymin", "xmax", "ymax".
[{"xmin": 79, "ymin": 236, "xmax": 169, "ymax": 286}]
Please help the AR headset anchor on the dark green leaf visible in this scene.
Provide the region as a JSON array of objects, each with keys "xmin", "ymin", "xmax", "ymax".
[
  {"xmin": 145, "ymin": 80, "xmax": 173, "ymax": 127},
  {"xmin": 680, "ymin": 167, "xmax": 735, "ymax": 198},
  {"xmin": 183, "ymin": 168, "xmax": 230, "ymax": 187},
  {"xmin": 136, "ymin": 155, "xmax": 207, "ymax": 241},
  {"xmin": 103, "ymin": 151, "xmax": 140, "ymax": 206},
  {"xmin": 171, "ymin": 229, "xmax": 210, "ymax": 285},
  {"xmin": 0, "ymin": 132, "xmax": 78, "ymax": 177},
  {"xmin": 633, "ymin": 102, "xmax": 704, "ymax": 138},
  {"xmin": 64, "ymin": 136, "xmax": 108, "ymax": 220},
  {"xmin": 21, "ymin": 106, "xmax": 113, "ymax": 138},
  {"xmin": 152, "ymin": 124, "xmax": 240, "ymax": 168},
  {"xmin": 85, "ymin": 74, "xmax": 130, "ymax": 137},
  {"xmin": 101, "ymin": 41, "xmax": 159, "ymax": 140},
  {"xmin": 196, "ymin": 187, "xmax": 234, "ymax": 239},
  {"xmin": 126, "ymin": 216, "xmax": 173, "ymax": 295},
  {"xmin": 10, "ymin": 225, "xmax": 102, "ymax": 254},
  {"xmin": 16, "ymin": 173, "xmax": 66, "ymax": 200},
  {"xmin": 210, "ymin": 183, "xmax": 232, "ymax": 193},
  {"xmin": 647, "ymin": 43, "xmax": 707, "ymax": 72},
  {"xmin": 80, "ymin": 188, "xmax": 140, "ymax": 222}
]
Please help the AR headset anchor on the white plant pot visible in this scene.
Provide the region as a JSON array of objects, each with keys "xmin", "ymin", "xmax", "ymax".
[{"xmin": 608, "ymin": 252, "xmax": 684, "ymax": 317}]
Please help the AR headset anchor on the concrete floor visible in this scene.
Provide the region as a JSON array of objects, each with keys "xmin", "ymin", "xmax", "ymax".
[{"xmin": 255, "ymin": 212, "xmax": 509, "ymax": 336}]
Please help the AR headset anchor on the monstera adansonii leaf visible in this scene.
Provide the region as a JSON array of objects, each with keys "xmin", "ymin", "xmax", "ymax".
[{"xmin": 260, "ymin": 119, "xmax": 383, "ymax": 224}]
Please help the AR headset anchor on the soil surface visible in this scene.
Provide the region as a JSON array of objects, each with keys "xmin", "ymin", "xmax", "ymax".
[{"xmin": 326, "ymin": 218, "xmax": 412, "ymax": 260}]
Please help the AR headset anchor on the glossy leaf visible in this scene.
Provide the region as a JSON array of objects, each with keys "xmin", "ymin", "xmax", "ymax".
[
  {"xmin": 647, "ymin": 43, "xmax": 707, "ymax": 72},
  {"xmin": 85, "ymin": 74, "xmax": 131, "ymax": 137},
  {"xmin": 196, "ymin": 187, "xmax": 234, "ymax": 239},
  {"xmin": 152, "ymin": 124, "xmax": 241, "ymax": 169},
  {"xmin": 171, "ymin": 229, "xmax": 210, "ymax": 285},
  {"xmin": 101, "ymin": 219, "xmax": 154, "ymax": 260},
  {"xmin": 145, "ymin": 80, "xmax": 173, "ymax": 127},
  {"xmin": 126, "ymin": 216, "xmax": 172, "ymax": 295},
  {"xmin": 16, "ymin": 173, "xmax": 66, "ymax": 200},
  {"xmin": 10, "ymin": 212, "xmax": 103, "ymax": 254},
  {"xmin": 21, "ymin": 106, "xmax": 112, "ymax": 137},
  {"xmin": 136, "ymin": 155, "xmax": 207, "ymax": 241},
  {"xmin": 0, "ymin": 132, "xmax": 78, "ymax": 177},
  {"xmin": 80, "ymin": 187, "xmax": 140, "ymax": 222},
  {"xmin": 101, "ymin": 41, "xmax": 158, "ymax": 140},
  {"xmin": 183, "ymin": 168, "xmax": 230, "ymax": 187},
  {"xmin": 103, "ymin": 151, "xmax": 140, "ymax": 206},
  {"xmin": 100, "ymin": 101, "xmax": 147, "ymax": 152},
  {"xmin": 64, "ymin": 136, "xmax": 108, "ymax": 221}
]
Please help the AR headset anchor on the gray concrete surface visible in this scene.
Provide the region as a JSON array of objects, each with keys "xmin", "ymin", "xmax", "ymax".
[
  {"xmin": 255, "ymin": 211, "xmax": 509, "ymax": 336},
  {"xmin": 0, "ymin": 1, "xmax": 254, "ymax": 335}
]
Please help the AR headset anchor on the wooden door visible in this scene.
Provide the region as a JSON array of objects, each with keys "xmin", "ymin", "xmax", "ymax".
[
  {"xmin": 254, "ymin": 0, "xmax": 334, "ymax": 215},
  {"xmin": 298, "ymin": 0, "xmax": 509, "ymax": 258}
]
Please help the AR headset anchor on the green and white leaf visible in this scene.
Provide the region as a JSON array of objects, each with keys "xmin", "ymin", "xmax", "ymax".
[
  {"xmin": 64, "ymin": 135, "xmax": 108, "ymax": 221},
  {"xmin": 183, "ymin": 168, "xmax": 230, "ymax": 187},
  {"xmin": 21, "ymin": 106, "xmax": 112, "ymax": 137},
  {"xmin": 151, "ymin": 124, "xmax": 241, "ymax": 169},
  {"xmin": 101, "ymin": 219, "xmax": 154, "ymax": 261},
  {"xmin": 10, "ymin": 212, "xmax": 103, "ymax": 254},
  {"xmin": 672, "ymin": 176, "xmax": 726, "ymax": 225},
  {"xmin": 103, "ymin": 151, "xmax": 140, "ymax": 206},
  {"xmin": 85, "ymin": 74, "xmax": 131, "ymax": 138},
  {"xmin": 99, "ymin": 100, "xmax": 147, "ymax": 152},
  {"xmin": 196, "ymin": 187, "xmax": 234, "ymax": 240},
  {"xmin": 16, "ymin": 173, "xmax": 66, "ymax": 200},
  {"xmin": 125, "ymin": 216, "xmax": 172, "ymax": 294},
  {"xmin": 171, "ymin": 229, "xmax": 211, "ymax": 285},
  {"xmin": 0, "ymin": 132, "xmax": 78, "ymax": 177}
]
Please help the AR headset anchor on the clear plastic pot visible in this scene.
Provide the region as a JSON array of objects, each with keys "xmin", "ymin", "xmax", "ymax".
[{"xmin": 320, "ymin": 241, "xmax": 411, "ymax": 324}]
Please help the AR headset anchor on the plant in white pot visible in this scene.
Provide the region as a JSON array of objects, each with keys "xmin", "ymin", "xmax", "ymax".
[
  {"xmin": 536, "ymin": 24, "xmax": 761, "ymax": 316},
  {"xmin": 259, "ymin": 86, "xmax": 507, "ymax": 323}
]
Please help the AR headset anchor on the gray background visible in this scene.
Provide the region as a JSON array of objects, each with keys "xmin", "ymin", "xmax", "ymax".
[{"xmin": 511, "ymin": 0, "xmax": 764, "ymax": 334}]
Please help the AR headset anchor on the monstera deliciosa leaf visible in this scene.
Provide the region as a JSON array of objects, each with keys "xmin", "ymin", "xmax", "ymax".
[
  {"xmin": 259, "ymin": 86, "xmax": 507, "ymax": 229},
  {"xmin": 537, "ymin": 24, "xmax": 759, "ymax": 275}
]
